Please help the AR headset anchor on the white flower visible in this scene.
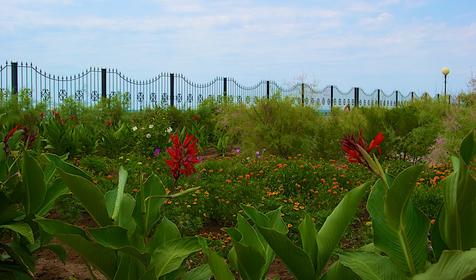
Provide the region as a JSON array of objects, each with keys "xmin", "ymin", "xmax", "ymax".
[
  {"xmin": 132, "ymin": 126, "xmax": 138, "ymax": 131},
  {"xmin": 149, "ymin": 124, "xmax": 154, "ymax": 129},
  {"xmin": 146, "ymin": 133, "xmax": 151, "ymax": 138},
  {"xmin": 137, "ymin": 162, "xmax": 143, "ymax": 165},
  {"xmin": 166, "ymin": 127, "xmax": 173, "ymax": 133}
]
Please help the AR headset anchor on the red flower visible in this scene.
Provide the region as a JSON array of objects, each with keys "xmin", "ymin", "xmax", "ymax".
[
  {"xmin": 341, "ymin": 131, "xmax": 384, "ymax": 167},
  {"xmin": 3, "ymin": 125, "xmax": 36, "ymax": 153},
  {"xmin": 166, "ymin": 134, "xmax": 200, "ymax": 182}
]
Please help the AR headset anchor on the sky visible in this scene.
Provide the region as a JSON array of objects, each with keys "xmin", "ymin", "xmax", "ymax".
[{"xmin": 1, "ymin": 0, "xmax": 475, "ymax": 95}]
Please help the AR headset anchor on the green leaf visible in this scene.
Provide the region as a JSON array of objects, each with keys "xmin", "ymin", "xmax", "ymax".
[
  {"xmin": 0, "ymin": 223, "xmax": 34, "ymax": 244},
  {"xmin": 149, "ymin": 217, "xmax": 181, "ymax": 253},
  {"xmin": 22, "ymin": 151, "xmax": 46, "ymax": 216},
  {"xmin": 105, "ymin": 190, "xmax": 137, "ymax": 233},
  {"xmin": 133, "ymin": 174, "xmax": 166, "ymax": 236},
  {"xmin": 36, "ymin": 217, "xmax": 88, "ymax": 239},
  {"xmin": 88, "ymin": 226, "xmax": 131, "ymax": 249},
  {"xmin": 459, "ymin": 131, "xmax": 475, "ymax": 165},
  {"xmin": 183, "ymin": 264, "xmax": 212, "ymax": 280},
  {"xmin": 413, "ymin": 249, "xmax": 476, "ymax": 280},
  {"xmin": 256, "ymin": 226, "xmax": 315, "ymax": 280},
  {"xmin": 202, "ymin": 247, "xmax": 234, "ymax": 280},
  {"xmin": 112, "ymin": 167, "xmax": 128, "ymax": 221},
  {"xmin": 56, "ymin": 234, "xmax": 117, "ymax": 279},
  {"xmin": 298, "ymin": 214, "xmax": 318, "ymax": 270},
  {"xmin": 37, "ymin": 178, "xmax": 69, "ymax": 217},
  {"xmin": 321, "ymin": 260, "xmax": 359, "ymax": 280},
  {"xmin": 339, "ymin": 252, "xmax": 407, "ymax": 280},
  {"xmin": 57, "ymin": 170, "xmax": 112, "ymax": 226},
  {"xmin": 3, "ymin": 243, "xmax": 35, "ymax": 275},
  {"xmin": 317, "ymin": 182, "xmax": 370, "ymax": 273},
  {"xmin": 45, "ymin": 153, "xmax": 91, "ymax": 181},
  {"xmin": 439, "ymin": 155, "xmax": 476, "ymax": 250},
  {"xmin": 152, "ymin": 237, "xmax": 201, "ymax": 277},
  {"xmin": 368, "ymin": 167, "xmax": 429, "ymax": 276},
  {"xmin": 113, "ymin": 253, "xmax": 146, "ymax": 280},
  {"xmin": 234, "ymin": 243, "xmax": 266, "ymax": 280},
  {"xmin": 0, "ymin": 194, "xmax": 20, "ymax": 224}
]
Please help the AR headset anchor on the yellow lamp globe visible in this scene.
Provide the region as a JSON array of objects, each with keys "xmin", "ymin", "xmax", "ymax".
[{"xmin": 441, "ymin": 67, "xmax": 450, "ymax": 76}]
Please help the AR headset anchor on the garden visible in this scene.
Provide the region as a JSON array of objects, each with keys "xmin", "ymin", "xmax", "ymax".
[{"xmin": 1, "ymin": 90, "xmax": 476, "ymax": 279}]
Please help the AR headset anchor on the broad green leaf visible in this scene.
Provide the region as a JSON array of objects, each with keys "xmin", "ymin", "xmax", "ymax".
[
  {"xmin": 55, "ymin": 234, "xmax": 117, "ymax": 279},
  {"xmin": 430, "ymin": 218, "xmax": 447, "ymax": 260},
  {"xmin": 368, "ymin": 168, "xmax": 429, "ymax": 276},
  {"xmin": 183, "ymin": 264, "xmax": 212, "ymax": 280},
  {"xmin": 235, "ymin": 214, "xmax": 265, "ymax": 253},
  {"xmin": 105, "ymin": 190, "xmax": 137, "ymax": 233},
  {"xmin": 439, "ymin": 155, "xmax": 476, "ymax": 250},
  {"xmin": 3, "ymin": 242, "xmax": 35, "ymax": 275},
  {"xmin": 0, "ymin": 223, "xmax": 34, "ymax": 244},
  {"xmin": 234, "ymin": 243, "xmax": 266, "ymax": 280},
  {"xmin": 113, "ymin": 253, "xmax": 146, "ymax": 280},
  {"xmin": 133, "ymin": 174, "xmax": 166, "ymax": 236},
  {"xmin": 321, "ymin": 260, "xmax": 359, "ymax": 280},
  {"xmin": 149, "ymin": 217, "xmax": 181, "ymax": 252},
  {"xmin": 256, "ymin": 226, "xmax": 315, "ymax": 280},
  {"xmin": 263, "ymin": 206, "xmax": 288, "ymax": 234},
  {"xmin": 22, "ymin": 151, "xmax": 46, "ymax": 216},
  {"xmin": 299, "ymin": 214, "xmax": 318, "ymax": 271},
  {"xmin": 45, "ymin": 153, "xmax": 91, "ymax": 181},
  {"xmin": 152, "ymin": 237, "xmax": 201, "ymax": 277},
  {"xmin": 58, "ymin": 171, "xmax": 112, "ymax": 226},
  {"xmin": 413, "ymin": 249, "xmax": 476, "ymax": 280},
  {"xmin": 459, "ymin": 131, "xmax": 475, "ymax": 165},
  {"xmin": 339, "ymin": 252, "xmax": 406, "ymax": 280},
  {"xmin": 112, "ymin": 167, "xmax": 128, "ymax": 221},
  {"xmin": 202, "ymin": 248, "xmax": 234, "ymax": 280},
  {"xmin": 88, "ymin": 226, "xmax": 131, "ymax": 249},
  {"xmin": 37, "ymin": 178, "xmax": 69, "ymax": 216},
  {"xmin": 0, "ymin": 193, "xmax": 20, "ymax": 224},
  {"xmin": 241, "ymin": 204, "xmax": 275, "ymax": 229},
  {"xmin": 317, "ymin": 182, "xmax": 370, "ymax": 272},
  {"xmin": 36, "ymin": 217, "xmax": 88, "ymax": 239},
  {"xmin": 88, "ymin": 226, "xmax": 148, "ymax": 265}
]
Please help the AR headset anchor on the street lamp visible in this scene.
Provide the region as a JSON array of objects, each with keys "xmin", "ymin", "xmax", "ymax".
[{"xmin": 441, "ymin": 67, "xmax": 450, "ymax": 96}]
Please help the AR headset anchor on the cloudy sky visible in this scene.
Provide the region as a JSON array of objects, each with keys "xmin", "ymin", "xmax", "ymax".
[{"xmin": 1, "ymin": 0, "xmax": 475, "ymax": 95}]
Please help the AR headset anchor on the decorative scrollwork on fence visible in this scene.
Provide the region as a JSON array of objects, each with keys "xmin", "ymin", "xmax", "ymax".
[
  {"xmin": 59, "ymin": 89, "xmax": 68, "ymax": 101},
  {"xmin": 91, "ymin": 91, "xmax": 99, "ymax": 101},
  {"xmin": 187, "ymin": 94, "xmax": 193, "ymax": 103},
  {"xmin": 40, "ymin": 89, "xmax": 50, "ymax": 102},
  {"xmin": 137, "ymin": 92, "xmax": 144, "ymax": 103},
  {"xmin": 198, "ymin": 94, "xmax": 204, "ymax": 103},
  {"xmin": 177, "ymin": 93, "xmax": 182, "ymax": 103},
  {"xmin": 75, "ymin": 90, "xmax": 83, "ymax": 102},
  {"xmin": 150, "ymin": 93, "xmax": 157, "ymax": 103}
]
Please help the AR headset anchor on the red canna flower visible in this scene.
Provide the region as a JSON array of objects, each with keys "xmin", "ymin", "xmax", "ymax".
[
  {"xmin": 3, "ymin": 125, "xmax": 37, "ymax": 153},
  {"xmin": 341, "ymin": 131, "xmax": 384, "ymax": 170},
  {"xmin": 166, "ymin": 134, "xmax": 200, "ymax": 182}
]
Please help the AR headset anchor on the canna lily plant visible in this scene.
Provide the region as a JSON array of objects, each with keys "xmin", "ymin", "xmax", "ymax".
[
  {"xmin": 330, "ymin": 131, "xmax": 476, "ymax": 280},
  {"xmin": 36, "ymin": 154, "xmax": 209, "ymax": 280}
]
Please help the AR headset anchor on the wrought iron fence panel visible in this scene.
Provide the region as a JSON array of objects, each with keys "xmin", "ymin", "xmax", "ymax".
[
  {"xmin": 2, "ymin": 60, "xmax": 455, "ymax": 112},
  {"xmin": 227, "ymin": 78, "xmax": 266, "ymax": 105}
]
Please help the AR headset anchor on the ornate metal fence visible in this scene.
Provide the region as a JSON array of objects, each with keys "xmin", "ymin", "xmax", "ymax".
[{"xmin": 0, "ymin": 61, "xmax": 457, "ymax": 111}]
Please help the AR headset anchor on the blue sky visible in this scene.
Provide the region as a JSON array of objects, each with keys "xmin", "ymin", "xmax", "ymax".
[{"xmin": 1, "ymin": 0, "xmax": 475, "ymax": 95}]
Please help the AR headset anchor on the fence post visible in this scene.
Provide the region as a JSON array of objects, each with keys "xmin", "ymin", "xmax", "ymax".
[
  {"xmin": 330, "ymin": 85, "xmax": 334, "ymax": 109},
  {"xmin": 436, "ymin": 93, "xmax": 440, "ymax": 101},
  {"xmin": 170, "ymin": 73, "xmax": 174, "ymax": 107},
  {"xmin": 223, "ymin": 77, "xmax": 227, "ymax": 100},
  {"xmin": 101, "ymin": 68, "xmax": 107, "ymax": 99},
  {"xmin": 411, "ymin": 91, "xmax": 414, "ymax": 102},
  {"xmin": 377, "ymin": 89, "xmax": 381, "ymax": 107},
  {"xmin": 448, "ymin": 95, "xmax": 451, "ymax": 105},
  {"xmin": 395, "ymin": 91, "xmax": 399, "ymax": 107},
  {"xmin": 11, "ymin": 62, "xmax": 18, "ymax": 95},
  {"xmin": 266, "ymin": 80, "xmax": 270, "ymax": 100},
  {"xmin": 354, "ymin": 87, "xmax": 359, "ymax": 107}
]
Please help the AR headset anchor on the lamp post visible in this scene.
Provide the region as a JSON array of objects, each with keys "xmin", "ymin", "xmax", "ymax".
[{"xmin": 441, "ymin": 67, "xmax": 450, "ymax": 96}]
